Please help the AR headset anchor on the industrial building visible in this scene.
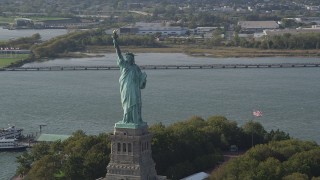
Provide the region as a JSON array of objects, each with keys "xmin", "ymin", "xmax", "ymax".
[{"xmin": 120, "ymin": 22, "xmax": 188, "ymax": 36}]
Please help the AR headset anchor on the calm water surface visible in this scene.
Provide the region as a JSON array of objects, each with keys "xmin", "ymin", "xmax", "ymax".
[
  {"xmin": 1, "ymin": 53, "xmax": 320, "ymax": 179},
  {"xmin": 23, "ymin": 53, "xmax": 320, "ymax": 67},
  {"xmin": 0, "ymin": 27, "xmax": 68, "ymax": 41}
]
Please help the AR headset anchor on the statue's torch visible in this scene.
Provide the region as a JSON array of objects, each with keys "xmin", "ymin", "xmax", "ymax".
[{"xmin": 112, "ymin": 29, "xmax": 118, "ymax": 40}]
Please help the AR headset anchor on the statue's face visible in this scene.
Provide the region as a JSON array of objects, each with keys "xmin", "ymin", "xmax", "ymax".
[{"xmin": 125, "ymin": 54, "xmax": 135, "ymax": 65}]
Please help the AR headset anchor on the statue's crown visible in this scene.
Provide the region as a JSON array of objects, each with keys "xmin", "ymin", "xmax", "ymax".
[{"xmin": 125, "ymin": 52, "xmax": 135, "ymax": 57}]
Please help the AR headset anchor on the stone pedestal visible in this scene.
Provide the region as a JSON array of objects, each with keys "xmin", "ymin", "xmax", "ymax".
[{"xmin": 104, "ymin": 124, "xmax": 159, "ymax": 180}]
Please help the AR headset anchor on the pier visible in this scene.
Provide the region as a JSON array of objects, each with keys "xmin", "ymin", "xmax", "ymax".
[{"xmin": 2, "ymin": 63, "xmax": 320, "ymax": 71}]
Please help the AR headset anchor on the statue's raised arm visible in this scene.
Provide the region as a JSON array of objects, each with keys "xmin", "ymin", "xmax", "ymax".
[{"xmin": 112, "ymin": 30, "xmax": 123, "ymax": 61}]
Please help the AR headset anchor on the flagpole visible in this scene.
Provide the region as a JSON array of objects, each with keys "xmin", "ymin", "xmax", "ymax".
[
  {"xmin": 251, "ymin": 111, "xmax": 254, "ymax": 148},
  {"xmin": 252, "ymin": 110, "xmax": 263, "ymax": 148},
  {"xmin": 251, "ymin": 126, "xmax": 253, "ymax": 148}
]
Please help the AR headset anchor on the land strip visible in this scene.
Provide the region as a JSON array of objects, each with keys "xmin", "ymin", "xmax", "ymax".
[
  {"xmin": 86, "ymin": 46, "xmax": 320, "ymax": 58},
  {"xmin": 2, "ymin": 46, "xmax": 320, "ymax": 68},
  {"xmin": 0, "ymin": 54, "xmax": 30, "ymax": 68}
]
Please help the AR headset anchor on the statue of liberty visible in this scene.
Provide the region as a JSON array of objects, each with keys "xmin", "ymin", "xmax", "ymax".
[{"xmin": 112, "ymin": 30, "xmax": 147, "ymax": 126}]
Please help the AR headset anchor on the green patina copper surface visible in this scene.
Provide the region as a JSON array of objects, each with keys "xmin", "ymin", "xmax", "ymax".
[{"xmin": 112, "ymin": 31, "xmax": 147, "ymax": 128}]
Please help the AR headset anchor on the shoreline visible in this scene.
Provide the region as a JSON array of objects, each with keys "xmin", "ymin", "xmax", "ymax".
[
  {"xmin": 3, "ymin": 46, "xmax": 320, "ymax": 68},
  {"xmin": 85, "ymin": 46, "xmax": 320, "ymax": 58}
]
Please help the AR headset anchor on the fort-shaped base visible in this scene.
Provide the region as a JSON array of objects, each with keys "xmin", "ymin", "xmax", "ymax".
[{"xmin": 100, "ymin": 123, "xmax": 166, "ymax": 180}]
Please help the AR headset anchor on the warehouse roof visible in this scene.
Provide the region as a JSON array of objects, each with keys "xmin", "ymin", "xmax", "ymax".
[{"xmin": 238, "ymin": 21, "xmax": 279, "ymax": 29}]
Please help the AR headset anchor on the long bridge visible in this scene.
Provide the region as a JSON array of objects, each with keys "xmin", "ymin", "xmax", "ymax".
[{"xmin": 1, "ymin": 63, "xmax": 320, "ymax": 71}]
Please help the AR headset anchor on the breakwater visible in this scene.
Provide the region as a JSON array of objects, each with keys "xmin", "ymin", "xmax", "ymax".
[{"xmin": 2, "ymin": 63, "xmax": 320, "ymax": 71}]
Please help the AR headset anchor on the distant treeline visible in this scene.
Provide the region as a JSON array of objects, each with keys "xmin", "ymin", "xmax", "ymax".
[
  {"xmin": 31, "ymin": 29, "xmax": 161, "ymax": 58},
  {"xmin": 16, "ymin": 115, "xmax": 291, "ymax": 180},
  {"xmin": 0, "ymin": 29, "xmax": 161, "ymax": 60},
  {"xmin": 2, "ymin": 29, "xmax": 320, "ymax": 62},
  {"xmin": 29, "ymin": 30, "xmax": 320, "ymax": 60},
  {"xmin": 232, "ymin": 33, "xmax": 320, "ymax": 50},
  {"xmin": 0, "ymin": 33, "xmax": 41, "ymax": 49}
]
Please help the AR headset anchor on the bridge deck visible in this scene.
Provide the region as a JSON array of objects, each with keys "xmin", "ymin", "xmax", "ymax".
[{"xmin": 1, "ymin": 63, "xmax": 319, "ymax": 71}]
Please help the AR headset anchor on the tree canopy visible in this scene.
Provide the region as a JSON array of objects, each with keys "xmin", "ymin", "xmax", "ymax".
[
  {"xmin": 210, "ymin": 139, "xmax": 320, "ymax": 180},
  {"xmin": 17, "ymin": 130, "xmax": 110, "ymax": 180},
  {"xmin": 16, "ymin": 115, "xmax": 292, "ymax": 180},
  {"xmin": 30, "ymin": 29, "xmax": 161, "ymax": 59}
]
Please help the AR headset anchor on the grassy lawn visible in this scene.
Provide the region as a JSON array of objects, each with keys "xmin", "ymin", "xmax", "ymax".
[
  {"xmin": 0, "ymin": 54, "xmax": 30, "ymax": 67},
  {"xmin": 0, "ymin": 16, "xmax": 14, "ymax": 24},
  {"xmin": 183, "ymin": 47, "xmax": 320, "ymax": 57}
]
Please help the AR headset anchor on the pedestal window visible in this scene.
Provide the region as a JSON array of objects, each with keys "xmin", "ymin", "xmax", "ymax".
[
  {"xmin": 117, "ymin": 143, "xmax": 121, "ymax": 153},
  {"xmin": 128, "ymin": 143, "xmax": 132, "ymax": 153},
  {"xmin": 123, "ymin": 143, "xmax": 127, "ymax": 152}
]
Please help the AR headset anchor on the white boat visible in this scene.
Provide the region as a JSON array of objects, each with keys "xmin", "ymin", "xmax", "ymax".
[
  {"xmin": 0, "ymin": 138, "xmax": 28, "ymax": 151},
  {"xmin": 0, "ymin": 125, "xmax": 23, "ymax": 139}
]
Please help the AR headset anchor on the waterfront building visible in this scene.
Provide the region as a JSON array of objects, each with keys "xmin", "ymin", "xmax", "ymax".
[
  {"xmin": 194, "ymin": 27, "xmax": 219, "ymax": 35},
  {"xmin": 14, "ymin": 18, "xmax": 34, "ymax": 28},
  {"xmin": 264, "ymin": 28, "xmax": 320, "ymax": 37},
  {"xmin": 238, "ymin": 21, "xmax": 279, "ymax": 32},
  {"xmin": 120, "ymin": 22, "xmax": 187, "ymax": 36}
]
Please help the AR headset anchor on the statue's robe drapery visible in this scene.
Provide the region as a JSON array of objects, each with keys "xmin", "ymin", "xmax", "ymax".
[{"xmin": 117, "ymin": 56, "xmax": 147, "ymax": 124}]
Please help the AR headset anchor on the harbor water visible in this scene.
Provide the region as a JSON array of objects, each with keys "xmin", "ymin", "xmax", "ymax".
[
  {"xmin": 0, "ymin": 27, "xmax": 68, "ymax": 41},
  {"xmin": 1, "ymin": 53, "xmax": 320, "ymax": 179}
]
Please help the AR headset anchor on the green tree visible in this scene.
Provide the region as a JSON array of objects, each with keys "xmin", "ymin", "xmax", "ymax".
[
  {"xmin": 265, "ymin": 129, "xmax": 290, "ymax": 141},
  {"xmin": 25, "ymin": 155, "xmax": 62, "ymax": 180},
  {"xmin": 210, "ymin": 139, "xmax": 320, "ymax": 180},
  {"xmin": 233, "ymin": 32, "xmax": 240, "ymax": 46},
  {"xmin": 18, "ymin": 130, "xmax": 110, "ymax": 179},
  {"xmin": 210, "ymin": 28, "xmax": 224, "ymax": 46},
  {"xmin": 284, "ymin": 149, "xmax": 320, "ymax": 178},
  {"xmin": 166, "ymin": 161, "xmax": 195, "ymax": 180},
  {"xmin": 242, "ymin": 120, "xmax": 266, "ymax": 148},
  {"xmin": 16, "ymin": 152, "xmax": 33, "ymax": 177},
  {"xmin": 283, "ymin": 172, "xmax": 309, "ymax": 180},
  {"xmin": 281, "ymin": 19, "xmax": 300, "ymax": 29},
  {"xmin": 255, "ymin": 157, "xmax": 282, "ymax": 180}
]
